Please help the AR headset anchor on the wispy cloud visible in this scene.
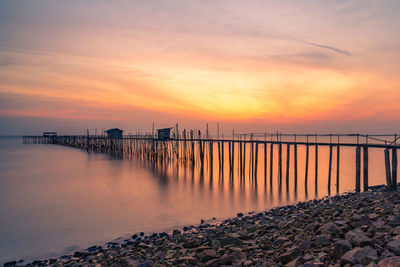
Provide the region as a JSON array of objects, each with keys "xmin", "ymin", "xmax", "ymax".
[{"xmin": 298, "ymin": 40, "xmax": 351, "ymax": 56}]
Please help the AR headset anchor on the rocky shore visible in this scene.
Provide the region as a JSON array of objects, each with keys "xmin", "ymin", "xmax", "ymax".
[{"xmin": 6, "ymin": 186, "xmax": 400, "ymax": 267}]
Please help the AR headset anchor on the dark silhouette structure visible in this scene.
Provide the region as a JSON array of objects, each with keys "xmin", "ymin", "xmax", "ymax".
[
  {"xmin": 105, "ymin": 128, "xmax": 123, "ymax": 139},
  {"xmin": 43, "ymin": 132, "xmax": 57, "ymax": 137},
  {"xmin": 157, "ymin": 128, "xmax": 172, "ymax": 140}
]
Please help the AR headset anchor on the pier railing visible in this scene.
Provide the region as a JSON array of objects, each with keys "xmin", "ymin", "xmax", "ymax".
[{"xmin": 23, "ymin": 133, "xmax": 399, "ymax": 194}]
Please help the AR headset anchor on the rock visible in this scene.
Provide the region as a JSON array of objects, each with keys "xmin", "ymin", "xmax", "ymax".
[
  {"xmin": 279, "ymin": 246, "xmax": 302, "ymax": 264},
  {"xmin": 177, "ymin": 256, "xmax": 197, "ymax": 264},
  {"xmin": 183, "ymin": 238, "xmax": 201, "ymax": 248},
  {"xmin": 333, "ymin": 239, "xmax": 352, "ymax": 260},
  {"xmin": 199, "ymin": 249, "xmax": 217, "ymax": 262},
  {"xmin": 172, "ymin": 230, "xmax": 181, "ymax": 236},
  {"xmin": 377, "ymin": 256, "xmax": 400, "ymax": 267},
  {"xmin": 3, "ymin": 261, "xmax": 16, "ymax": 267},
  {"xmin": 219, "ymin": 237, "xmax": 242, "ymax": 247},
  {"xmin": 286, "ymin": 256, "xmax": 306, "ymax": 267},
  {"xmin": 299, "ymin": 240, "xmax": 312, "ymax": 251},
  {"xmin": 137, "ymin": 261, "xmax": 153, "ymax": 267},
  {"xmin": 319, "ymin": 222, "xmax": 341, "ymax": 235},
  {"xmin": 372, "ymin": 220, "xmax": 385, "ymax": 229},
  {"xmin": 237, "ymin": 212, "xmax": 244, "ymax": 218},
  {"xmin": 315, "ymin": 234, "xmax": 330, "ymax": 247},
  {"xmin": 345, "ymin": 229, "xmax": 371, "ymax": 247},
  {"xmin": 341, "ymin": 246, "xmax": 378, "ymax": 265},
  {"xmin": 205, "ymin": 255, "xmax": 232, "ymax": 267},
  {"xmin": 230, "ymin": 249, "xmax": 246, "ymax": 260},
  {"xmin": 388, "ymin": 239, "xmax": 400, "ymax": 255}
]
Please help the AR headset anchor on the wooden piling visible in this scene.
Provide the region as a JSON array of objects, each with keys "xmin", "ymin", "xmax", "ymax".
[
  {"xmin": 278, "ymin": 142, "xmax": 282, "ymax": 191},
  {"xmin": 270, "ymin": 143, "xmax": 273, "ymax": 188},
  {"xmin": 328, "ymin": 145, "xmax": 333, "ymax": 194},
  {"xmin": 294, "ymin": 143, "xmax": 298, "ymax": 191},
  {"xmin": 363, "ymin": 146, "xmax": 368, "ymax": 191},
  {"xmin": 392, "ymin": 148, "xmax": 397, "ymax": 190},
  {"xmin": 336, "ymin": 145, "xmax": 340, "ymax": 194},
  {"xmin": 286, "ymin": 144, "xmax": 290, "ymax": 191},
  {"xmin": 315, "ymin": 144, "xmax": 318, "ymax": 194},
  {"xmin": 264, "ymin": 142, "xmax": 267, "ymax": 185},
  {"xmin": 385, "ymin": 148, "xmax": 392, "ymax": 189},
  {"xmin": 355, "ymin": 146, "xmax": 361, "ymax": 192},
  {"xmin": 254, "ymin": 142, "xmax": 259, "ymax": 178},
  {"xmin": 305, "ymin": 144, "xmax": 309, "ymax": 190}
]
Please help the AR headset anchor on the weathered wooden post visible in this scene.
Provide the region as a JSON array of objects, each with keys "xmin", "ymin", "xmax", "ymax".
[
  {"xmin": 264, "ymin": 142, "xmax": 267, "ymax": 185},
  {"xmin": 363, "ymin": 146, "xmax": 369, "ymax": 191},
  {"xmin": 270, "ymin": 143, "xmax": 273, "ymax": 188},
  {"xmin": 286, "ymin": 143, "xmax": 290, "ymax": 192},
  {"xmin": 278, "ymin": 142, "xmax": 282, "ymax": 191},
  {"xmin": 385, "ymin": 148, "xmax": 392, "ymax": 189},
  {"xmin": 305, "ymin": 142, "xmax": 309, "ymax": 190},
  {"xmin": 328, "ymin": 145, "xmax": 333, "ymax": 194},
  {"xmin": 355, "ymin": 146, "xmax": 361, "ymax": 192},
  {"xmin": 315, "ymin": 134, "xmax": 318, "ymax": 194},
  {"xmin": 392, "ymin": 147, "xmax": 397, "ymax": 190},
  {"xmin": 294, "ymin": 142, "xmax": 298, "ymax": 191},
  {"xmin": 221, "ymin": 141, "xmax": 224, "ymax": 173},
  {"xmin": 254, "ymin": 142, "xmax": 259, "ymax": 178}
]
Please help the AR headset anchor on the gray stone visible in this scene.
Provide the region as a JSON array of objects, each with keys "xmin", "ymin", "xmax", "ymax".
[
  {"xmin": 279, "ymin": 246, "xmax": 302, "ymax": 264},
  {"xmin": 345, "ymin": 229, "xmax": 371, "ymax": 247},
  {"xmin": 299, "ymin": 240, "xmax": 312, "ymax": 251},
  {"xmin": 219, "ymin": 237, "xmax": 242, "ymax": 247},
  {"xmin": 377, "ymin": 256, "xmax": 400, "ymax": 267},
  {"xmin": 341, "ymin": 246, "xmax": 378, "ymax": 265},
  {"xmin": 319, "ymin": 222, "xmax": 341, "ymax": 235},
  {"xmin": 315, "ymin": 234, "xmax": 330, "ymax": 247},
  {"xmin": 388, "ymin": 239, "xmax": 400, "ymax": 255},
  {"xmin": 333, "ymin": 239, "xmax": 352, "ymax": 260},
  {"xmin": 205, "ymin": 255, "xmax": 232, "ymax": 267},
  {"xmin": 199, "ymin": 249, "xmax": 217, "ymax": 262}
]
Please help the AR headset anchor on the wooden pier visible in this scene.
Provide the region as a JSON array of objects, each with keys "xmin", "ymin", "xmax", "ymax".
[{"xmin": 23, "ymin": 132, "xmax": 400, "ymax": 194}]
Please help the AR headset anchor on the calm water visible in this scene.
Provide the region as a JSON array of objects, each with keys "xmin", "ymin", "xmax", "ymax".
[{"xmin": 0, "ymin": 136, "xmax": 393, "ymax": 264}]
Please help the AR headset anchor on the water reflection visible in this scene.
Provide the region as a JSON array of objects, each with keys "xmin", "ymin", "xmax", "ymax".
[{"xmin": 0, "ymin": 137, "xmax": 395, "ymax": 264}]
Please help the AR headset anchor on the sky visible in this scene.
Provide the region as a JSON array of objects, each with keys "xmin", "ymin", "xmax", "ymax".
[{"xmin": 0, "ymin": 0, "xmax": 400, "ymax": 135}]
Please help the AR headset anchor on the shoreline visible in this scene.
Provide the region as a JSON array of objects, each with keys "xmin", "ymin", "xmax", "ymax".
[{"xmin": 5, "ymin": 185, "xmax": 400, "ymax": 266}]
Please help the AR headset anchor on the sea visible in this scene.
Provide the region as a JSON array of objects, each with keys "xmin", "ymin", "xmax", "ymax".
[{"xmin": 0, "ymin": 136, "xmax": 391, "ymax": 264}]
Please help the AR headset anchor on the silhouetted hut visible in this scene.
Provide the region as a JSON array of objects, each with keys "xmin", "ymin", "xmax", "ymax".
[
  {"xmin": 157, "ymin": 128, "xmax": 172, "ymax": 140},
  {"xmin": 43, "ymin": 132, "xmax": 57, "ymax": 137},
  {"xmin": 105, "ymin": 128, "xmax": 123, "ymax": 139}
]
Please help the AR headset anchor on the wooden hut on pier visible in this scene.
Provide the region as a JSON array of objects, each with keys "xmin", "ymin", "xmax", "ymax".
[
  {"xmin": 43, "ymin": 132, "xmax": 57, "ymax": 137},
  {"xmin": 105, "ymin": 128, "xmax": 123, "ymax": 139},
  {"xmin": 157, "ymin": 128, "xmax": 172, "ymax": 140}
]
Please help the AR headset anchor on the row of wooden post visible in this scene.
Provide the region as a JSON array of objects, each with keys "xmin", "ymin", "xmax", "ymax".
[{"xmin": 23, "ymin": 135, "xmax": 399, "ymax": 192}]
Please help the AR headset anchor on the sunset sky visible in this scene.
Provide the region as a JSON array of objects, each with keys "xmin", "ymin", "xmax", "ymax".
[{"xmin": 0, "ymin": 0, "xmax": 400, "ymax": 135}]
